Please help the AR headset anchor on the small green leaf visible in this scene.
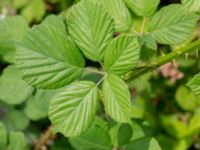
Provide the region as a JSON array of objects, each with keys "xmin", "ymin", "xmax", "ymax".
[
  {"xmin": 175, "ymin": 86, "xmax": 198, "ymax": 111},
  {"xmin": 187, "ymin": 74, "xmax": 200, "ymax": 96},
  {"xmin": 69, "ymin": 118, "xmax": 111, "ymax": 150},
  {"xmin": 0, "ymin": 16, "xmax": 28, "ymax": 62},
  {"xmin": 102, "ymin": 74, "xmax": 131, "ymax": 122},
  {"xmin": 67, "ymin": 0, "xmax": 114, "ymax": 61},
  {"xmin": 0, "ymin": 65, "xmax": 33, "ymax": 104},
  {"xmin": 126, "ymin": 137, "xmax": 161, "ymax": 150},
  {"xmin": 49, "ymin": 81, "xmax": 99, "ymax": 137},
  {"xmin": 104, "ymin": 35, "xmax": 140, "ymax": 75},
  {"xmin": 124, "ymin": 0, "xmax": 160, "ymax": 16},
  {"xmin": 25, "ymin": 89, "xmax": 60, "ymax": 121},
  {"xmin": 181, "ymin": 0, "xmax": 200, "ymax": 13},
  {"xmin": 148, "ymin": 4, "xmax": 198, "ymax": 45},
  {"xmin": 8, "ymin": 131, "xmax": 29, "ymax": 150},
  {"xmin": 16, "ymin": 22, "xmax": 85, "ymax": 89},
  {"xmin": 102, "ymin": 0, "xmax": 132, "ymax": 32},
  {"xmin": 21, "ymin": 0, "xmax": 45, "ymax": 23},
  {"xmin": 2, "ymin": 109, "xmax": 30, "ymax": 130},
  {"xmin": 0, "ymin": 122, "xmax": 7, "ymax": 149}
]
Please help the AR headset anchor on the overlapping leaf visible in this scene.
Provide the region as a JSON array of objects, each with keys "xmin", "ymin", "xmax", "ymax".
[
  {"xmin": 104, "ymin": 35, "xmax": 140, "ymax": 75},
  {"xmin": 0, "ymin": 66, "xmax": 33, "ymax": 104},
  {"xmin": 102, "ymin": 74, "xmax": 131, "ymax": 122},
  {"xmin": 67, "ymin": 0, "xmax": 114, "ymax": 61},
  {"xmin": 8, "ymin": 131, "xmax": 29, "ymax": 150},
  {"xmin": 126, "ymin": 137, "xmax": 161, "ymax": 150},
  {"xmin": 187, "ymin": 74, "xmax": 200, "ymax": 96},
  {"xmin": 49, "ymin": 81, "xmax": 99, "ymax": 137},
  {"xmin": 16, "ymin": 17, "xmax": 85, "ymax": 89},
  {"xmin": 25, "ymin": 89, "xmax": 60, "ymax": 121},
  {"xmin": 181, "ymin": 0, "xmax": 200, "ymax": 13},
  {"xmin": 69, "ymin": 118, "xmax": 112, "ymax": 150},
  {"xmin": 124, "ymin": 0, "xmax": 160, "ymax": 16},
  {"xmin": 148, "ymin": 4, "xmax": 198, "ymax": 45},
  {"xmin": 0, "ymin": 16, "xmax": 28, "ymax": 62},
  {"xmin": 102, "ymin": 0, "xmax": 132, "ymax": 32}
]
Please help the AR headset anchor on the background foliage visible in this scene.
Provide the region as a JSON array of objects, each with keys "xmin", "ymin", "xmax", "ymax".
[{"xmin": 0, "ymin": 0, "xmax": 200, "ymax": 150}]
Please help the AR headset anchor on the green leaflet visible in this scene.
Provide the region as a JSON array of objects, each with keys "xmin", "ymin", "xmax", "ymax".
[
  {"xmin": 49, "ymin": 81, "xmax": 99, "ymax": 137},
  {"xmin": 102, "ymin": 0, "xmax": 132, "ymax": 32},
  {"xmin": 148, "ymin": 4, "xmax": 198, "ymax": 45},
  {"xmin": 124, "ymin": 0, "xmax": 160, "ymax": 16},
  {"xmin": 187, "ymin": 74, "xmax": 200, "ymax": 96},
  {"xmin": 21, "ymin": 0, "xmax": 45, "ymax": 23},
  {"xmin": 0, "ymin": 122, "xmax": 7, "ymax": 149},
  {"xmin": 7, "ymin": 131, "xmax": 29, "ymax": 150},
  {"xmin": 42, "ymin": 15, "xmax": 67, "ymax": 34},
  {"xmin": 126, "ymin": 137, "xmax": 161, "ymax": 150},
  {"xmin": 175, "ymin": 86, "xmax": 198, "ymax": 111},
  {"xmin": 181, "ymin": 0, "xmax": 200, "ymax": 13},
  {"xmin": 109, "ymin": 123, "xmax": 133, "ymax": 147},
  {"xmin": 102, "ymin": 74, "xmax": 131, "ymax": 123},
  {"xmin": 2, "ymin": 109, "xmax": 30, "ymax": 131},
  {"xmin": 0, "ymin": 16, "xmax": 28, "ymax": 62},
  {"xmin": 25, "ymin": 89, "xmax": 60, "ymax": 121},
  {"xmin": 67, "ymin": 0, "xmax": 114, "ymax": 61},
  {"xmin": 104, "ymin": 34, "xmax": 140, "ymax": 75},
  {"xmin": 69, "ymin": 118, "xmax": 112, "ymax": 150},
  {"xmin": 0, "ymin": 65, "xmax": 33, "ymax": 104},
  {"xmin": 16, "ymin": 19, "xmax": 85, "ymax": 89}
]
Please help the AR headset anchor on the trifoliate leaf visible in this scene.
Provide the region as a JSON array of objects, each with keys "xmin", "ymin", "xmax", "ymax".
[
  {"xmin": 16, "ymin": 23, "xmax": 85, "ymax": 89},
  {"xmin": 148, "ymin": 4, "xmax": 198, "ymax": 45},
  {"xmin": 49, "ymin": 81, "xmax": 99, "ymax": 137},
  {"xmin": 102, "ymin": 74, "xmax": 131, "ymax": 122},
  {"xmin": 0, "ymin": 65, "xmax": 33, "ymax": 104},
  {"xmin": 124, "ymin": 0, "xmax": 160, "ymax": 16},
  {"xmin": 104, "ymin": 34, "xmax": 140, "ymax": 75},
  {"xmin": 67, "ymin": 0, "xmax": 114, "ymax": 61}
]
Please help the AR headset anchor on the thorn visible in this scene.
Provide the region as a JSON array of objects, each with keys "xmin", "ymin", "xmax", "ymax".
[{"xmin": 185, "ymin": 53, "xmax": 188, "ymax": 60}]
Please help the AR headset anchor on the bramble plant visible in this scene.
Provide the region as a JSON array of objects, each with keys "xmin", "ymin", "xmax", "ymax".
[{"xmin": 1, "ymin": 0, "xmax": 200, "ymax": 149}]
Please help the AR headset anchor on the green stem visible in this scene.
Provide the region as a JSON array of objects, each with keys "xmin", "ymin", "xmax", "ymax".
[{"xmin": 124, "ymin": 38, "xmax": 200, "ymax": 81}]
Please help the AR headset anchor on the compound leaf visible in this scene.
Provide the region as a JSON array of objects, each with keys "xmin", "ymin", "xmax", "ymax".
[
  {"xmin": 67, "ymin": 0, "xmax": 114, "ymax": 61},
  {"xmin": 49, "ymin": 81, "xmax": 99, "ymax": 137}
]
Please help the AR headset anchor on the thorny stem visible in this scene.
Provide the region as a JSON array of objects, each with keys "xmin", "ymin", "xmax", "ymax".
[{"xmin": 124, "ymin": 38, "xmax": 200, "ymax": 81}]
